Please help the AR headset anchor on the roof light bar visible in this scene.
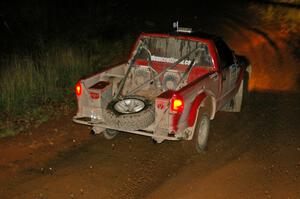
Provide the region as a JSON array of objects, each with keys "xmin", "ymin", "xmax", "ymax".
[{"xmin": 173, "ymin": 21, "xmax": 193, "ymax": 33}]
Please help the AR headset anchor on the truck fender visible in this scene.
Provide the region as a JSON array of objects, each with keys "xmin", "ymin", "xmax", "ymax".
[{"xmin": 188, "ymin": 94, "xmax": 216, "ymax": 127}]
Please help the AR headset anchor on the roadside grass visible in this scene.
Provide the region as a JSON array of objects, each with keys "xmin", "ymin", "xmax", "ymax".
[
  {"xmin": 0, "ymin": 36, "xmax": 132, "ymax": 137},
  {"xmin": 0, "ymin": 128, "xmax": 17, "ymax": 138}
]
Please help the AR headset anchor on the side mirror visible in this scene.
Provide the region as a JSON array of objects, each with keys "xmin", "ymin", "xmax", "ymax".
[{"xmin": 232, "ymin": 52, "xmax": 238, "ymax": 65}]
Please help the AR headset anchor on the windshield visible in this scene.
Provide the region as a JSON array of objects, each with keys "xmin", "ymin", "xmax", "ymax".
[{"xmin": 134, "ymin": 36, "xmax": 213, "ymax": 67}]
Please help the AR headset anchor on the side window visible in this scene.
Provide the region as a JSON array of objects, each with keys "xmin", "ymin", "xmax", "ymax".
[
  {"xmin": 215, "ymin": 40, "xmax": 234, "ymax": 69},
  {"xmin": 194, "ymin": 45, "xmax": 213, "ymax": 67}
]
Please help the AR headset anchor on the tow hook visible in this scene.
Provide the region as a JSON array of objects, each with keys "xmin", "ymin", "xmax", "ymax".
[{"xmin": 183, "ymin": 129, "xmax": 192, "ymax": 139}]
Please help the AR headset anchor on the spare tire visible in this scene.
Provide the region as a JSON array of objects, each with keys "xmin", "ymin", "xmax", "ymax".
[{"xmin": 102, "ymin": 96, "xmax": 155, "ymax": 131}]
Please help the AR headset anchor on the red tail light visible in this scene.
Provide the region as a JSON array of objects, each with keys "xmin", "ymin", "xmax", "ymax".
[
  {"xmin": 171, "ymin": 94, "xmax": 184, "ymax": 113},
  {"xmin": 75, "ymin": 82, "xmax": 82, "ymax": 96}
]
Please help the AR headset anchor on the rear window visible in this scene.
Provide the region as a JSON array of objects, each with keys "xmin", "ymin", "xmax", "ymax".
[{"xmin": 135, "ymin": 36, "xmax": 213, "ymax": 67}]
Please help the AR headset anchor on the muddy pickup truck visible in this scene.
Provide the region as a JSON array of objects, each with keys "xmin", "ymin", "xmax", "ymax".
[{"xmin": 73, "ymin": 29, "xmax": 251, "ymax": 152}]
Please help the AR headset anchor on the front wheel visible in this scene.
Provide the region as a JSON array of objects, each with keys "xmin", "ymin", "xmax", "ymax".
[
  {"xmin": 194, "ymin": 113, "xmax": 210, "ymax": 153},
  {"xmin": 103, "ymin": 129, "xmax": 119, "ymax": 140}
]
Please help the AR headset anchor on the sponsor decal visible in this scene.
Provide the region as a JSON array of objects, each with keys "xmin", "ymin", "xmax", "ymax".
[
  {"xmin": 209, "ymin": 72, "xmax": 218, "ymax": 81},
  {"xmin": 90, "ymin": 92, "xmax": 100, "ymax": 99},
  {"xmin": 157, "ymin": 102, "xmax": 165, "ymax": 109},
  {"xmin": 151, "ymin": 55, "xmax": 192, "ymax": 65}
]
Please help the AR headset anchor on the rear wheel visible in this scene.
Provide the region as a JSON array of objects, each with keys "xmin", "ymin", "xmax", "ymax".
[
  {"xmin": 231, "ymin": 71, "xmax": 250, "ymax": 112},
  {"xmin": 194, "ymin": 113, "xmax": 210, "ymax": 153}
]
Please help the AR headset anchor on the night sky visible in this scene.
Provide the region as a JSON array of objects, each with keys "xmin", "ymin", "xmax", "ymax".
[{"xmin": 0, "ymin": 1, "xmax": 250, "ymax": 54}]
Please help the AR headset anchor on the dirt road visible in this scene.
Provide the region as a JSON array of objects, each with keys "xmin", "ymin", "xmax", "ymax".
[{"xmin": 1, "ymin": 2, "xmax": 300, "ymax": 199}]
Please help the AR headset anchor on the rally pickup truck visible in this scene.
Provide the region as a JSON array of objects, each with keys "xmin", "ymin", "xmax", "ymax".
[{"xmin": 73, "ymin": 29, "xmax": 251, "ymax": 152}]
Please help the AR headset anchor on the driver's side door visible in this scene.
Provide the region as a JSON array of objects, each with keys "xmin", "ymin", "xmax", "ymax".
[{"xmin": 215, "ymin": 40, "xmax": 236, "ymax": 105}]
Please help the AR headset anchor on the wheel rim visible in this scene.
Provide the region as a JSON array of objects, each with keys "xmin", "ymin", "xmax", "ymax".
[
  {"xmin": 106, "ymin": 130, "xmax": 117, "ymax": 136},
  {"xmin": 197, "ymin": 116, "xmax": 209, "ymax": 147},
  {"xmin": 104, "ymin": 129, "xmax": 118, "ymax": 139},
  {"xmin": 114, "ymin": 98, "xmax": 145, "ymax": 114}
]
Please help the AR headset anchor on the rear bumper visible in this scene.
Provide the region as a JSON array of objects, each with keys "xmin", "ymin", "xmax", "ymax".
[{"xmin": 73, "ymin": 116, "xmax": 179, "ymax": 141}]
